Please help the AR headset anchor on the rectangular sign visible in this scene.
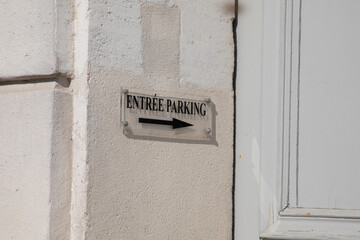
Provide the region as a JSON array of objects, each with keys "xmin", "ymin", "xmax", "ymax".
[{"xmin": 121, "ymin": 91, "xmax": 213, "ymax": 140}]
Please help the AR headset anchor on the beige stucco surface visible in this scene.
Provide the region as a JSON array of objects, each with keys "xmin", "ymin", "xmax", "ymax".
[{"xmin": 84, "ymin": 0, "xmax": 235, "ymax": 239}]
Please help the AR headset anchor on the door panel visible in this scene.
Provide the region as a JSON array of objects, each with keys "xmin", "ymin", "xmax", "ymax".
[
  {"xmin": 257, "ymin": 0, "xmax": 360, "ymax": 239},
  {"xmin": 298, "ymin": 0, "xmax": 360, "ymax": 209},
  {"xmin": 238, "ymin": 0, "xmax": 360, "ymax": 238}
]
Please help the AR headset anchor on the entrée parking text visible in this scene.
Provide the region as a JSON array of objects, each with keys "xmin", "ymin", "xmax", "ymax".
[{"xmin": 126, "ymin": 95, "xmax": 207, "ymax": 116}]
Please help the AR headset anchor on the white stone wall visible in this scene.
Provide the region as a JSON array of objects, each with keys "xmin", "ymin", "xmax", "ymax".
[
  {"xmin": 0, "ymin": 82, "xmax": 72, "ymax": 239},
  {"xmin": 0, "ymin": 0, "xmax": 73, "ymax": 79},
  {"xmin": 0, "ymin": 0, "xmax": 236, "ymax": 239},
  {"xmin": 0, "ymin": 0, "xmax": 74, "ymax": 238}
]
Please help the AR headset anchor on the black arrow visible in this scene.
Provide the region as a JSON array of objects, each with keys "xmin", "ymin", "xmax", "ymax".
[{"xmin": 139, "ymin": 117, "xmax": 193, "ymax": 129}]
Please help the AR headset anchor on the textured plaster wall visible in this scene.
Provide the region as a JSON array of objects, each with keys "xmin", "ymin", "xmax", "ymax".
[
  {"xmin": 85, "ymin": 0, "xmax": 235, "ymax": 239},
  {"xmin": 0, "ymin": 82, "xmax": 72, "ymax": 239}
]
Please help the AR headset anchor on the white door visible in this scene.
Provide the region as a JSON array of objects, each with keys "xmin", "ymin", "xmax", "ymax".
[{"xmin": 236, "ymin": 0, "xmax": 360, "ymax": 239}]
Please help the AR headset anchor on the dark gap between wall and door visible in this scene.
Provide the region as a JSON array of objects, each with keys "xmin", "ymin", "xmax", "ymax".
[{"xmin": 232, "ymin": 0, "xmax": 238, "ymax": 239}]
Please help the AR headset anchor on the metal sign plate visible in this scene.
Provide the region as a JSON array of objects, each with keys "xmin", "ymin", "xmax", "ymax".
[{"xmin": 121, "ymin": 91, "xmax": 213, "ymax": 140}]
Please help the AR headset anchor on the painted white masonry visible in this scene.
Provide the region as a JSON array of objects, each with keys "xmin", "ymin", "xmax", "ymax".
[
  {"xmin": 0, "ymin": 0, "xmax": 73, "ymax": 79},
  {"xmin": 0, "ymin": 82, "xmax": 72, "ymax": 239},
  {"xmin": 0, "ymin": 0, "xmax": 236, "ymax": 239}
]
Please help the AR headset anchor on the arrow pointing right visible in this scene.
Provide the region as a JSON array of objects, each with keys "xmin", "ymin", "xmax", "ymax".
[{"xmin": 139, "ymin": 118, "xmax": 193, "ymax": 129}]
